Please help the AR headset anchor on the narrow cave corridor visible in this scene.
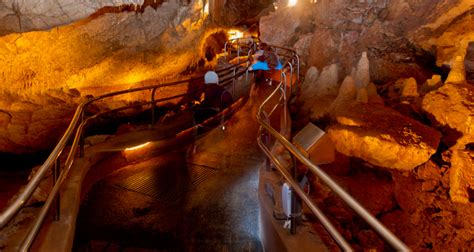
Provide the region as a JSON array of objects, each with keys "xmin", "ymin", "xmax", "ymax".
[{"xmin": 0, "ymin": 0, "xmax": 473, "ymax": 251}]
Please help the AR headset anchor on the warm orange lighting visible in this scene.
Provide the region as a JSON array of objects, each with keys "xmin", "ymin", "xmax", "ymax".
[
  {"xmin": 288, "ymin": 0, "xmax": 297, "ymax": 7},
  {"xmin": 204, "ymin": 2, "xmax": 209, "ymax": 14},
  {"xmin": 125, "ymin": 142, "xmax": 151, "ymax": 151},
  {"xmin": 227, "ymin": 29, "xmax": 244, "ymax": 40}
]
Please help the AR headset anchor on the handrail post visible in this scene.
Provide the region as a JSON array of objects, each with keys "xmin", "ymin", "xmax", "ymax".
[
  {"xmin": 224, "ymin": 41, "xmax": 228, "ymax": 60},
  {"xmin": 237, "ymin": 44, "xmax": 241, "ymax": 64},
  {"xmin": 79, "ymin": 110, "xmax": 85, "ymax": 158},
  {"xmin": 232, "ymin": 67, "xmax": 236, "ymax": 97},
  {"xmin": 53, "ymin": 158, "xmax": 60, "ymax": 221},
  {"xmin": 151, "ymin": 87, "xmax": 157, "ymax": 126}
]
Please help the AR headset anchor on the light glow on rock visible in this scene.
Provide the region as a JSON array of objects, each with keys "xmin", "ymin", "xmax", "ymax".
[
  {"xmin": 227, "ymin": 29, "xmax": 244, "ymax": 40},
  {"xmin": 125, "ymin": 142, "xmax": 151, "ymax": 151},
  {"xmin": 204, "ymin": 2, "xmax": 209, "ymax": 14},
  {"xmin": 288, "ymin": 0, "xmax": 297, "ymax": 7}
]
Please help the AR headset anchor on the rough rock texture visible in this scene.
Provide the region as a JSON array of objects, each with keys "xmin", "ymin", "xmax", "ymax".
[
  {"xmin": 466, "ymin": 42, "xmax": 474, "ymax": 84},
  {"xmin": 0, "ymin": 1, "xmax": 227, "ymax": 153},
  {"xmin": 269, "ymin": 0, "xmax": 474, "ymax": 84},
  {"xmin": 387, "ymin": 170, "xmax": 474, "ymax": 251},
  {"xmin": 366, "ymin": 82, "xmax": 384, "ymax": 104},
  {"xmin": 0, "ymin": 2, "xmax": 205, "ymax": 94},
  {"xmin": 0, "ymin": 89, "xmax": 80, "ymax": 153},
  {"xmin": 209, "ymin": 0, "xmax": 273, "ymax": 26},
  {"xmin": 450, "ymin": 149, "xmax": 474, "ymax": 203},
  {"xmin": 422, "ymin": 82, "xmax": 474, "ymax": 148},
  {"xmin": 259, "ymin": 6, "xmax": 301, "ymax": 46},
  {"xmin": 446, "ymin": 56, "xmax": 466, "ymax": 84},
  {"xmin": 420, "ymin": 74, "xmax": 443, "ymax": 94},
  {"xmin": 413, "ymin": 3, "xmax": 474, "ymax": 67},
  {"xmin": 400, "ymin": 77, "xmax": 419, "ymax": 98},
  {"xmin": 327, "ymin": 104, "xmax": 441, "ymax": 171},
  {"xmin": 0, "ymin": 0, "xmax": 147, "ymax": 35}
]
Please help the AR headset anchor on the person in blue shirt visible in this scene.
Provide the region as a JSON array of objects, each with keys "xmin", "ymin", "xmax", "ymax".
[{"xmin": 249, "ymin": 43, "xmax": 283, "ymax": 71}]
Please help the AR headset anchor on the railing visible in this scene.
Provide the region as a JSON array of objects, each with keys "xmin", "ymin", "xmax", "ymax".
[
  {"xmin": 0, "ymin": 61, "xmax": 249, "ymax": 251},
  {"xmin": 255, "ymin": 46, "xmax": 410, "ymax": 251}
]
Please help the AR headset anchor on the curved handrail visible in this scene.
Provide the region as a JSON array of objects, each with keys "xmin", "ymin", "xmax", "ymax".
[
  {"xmin": 1, "ymin": 61, "xmax": 249, "ymax": 251},
  {"xmin": 256, "ymin": 48, "xmax": 410, "ymax": 251}
]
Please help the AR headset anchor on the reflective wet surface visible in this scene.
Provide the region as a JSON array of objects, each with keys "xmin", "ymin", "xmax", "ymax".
[{"xmin": 75, "ymin": 87, "xmax": 271, "ymax": 251}]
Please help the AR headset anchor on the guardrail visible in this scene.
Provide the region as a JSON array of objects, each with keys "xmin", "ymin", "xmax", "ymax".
[
  {"xmin": 0, "ymin": 61, "xmax": 249, "ymax": 251},
  {"xmin": 255, "ymin": 46, "xmax": 410, "ymax": 251}
]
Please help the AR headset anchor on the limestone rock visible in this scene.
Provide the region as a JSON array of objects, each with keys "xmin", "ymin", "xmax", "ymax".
[
  {"xmin": 0, "ymin": 90, "xmax": 79, "ymax": 153},
  {"xmin": 355, "ymin": 51, "xmax": 370, "ymax": 89},
  {"xmin": 306, "ymin": 64, "xmax": 340, "ymax": 119},
  {"xmin": 308, "ymin": 28, "xmax": 339, "ymax": 70},
  {"xmin": 401, "ymin": 77, "xmax": 419, "ymax": 98},
  {"xmin": 300, "ymin": 66, "xmax": 319, "ymax": 111},
  {"xmin": 300, "ymin": 67, "xmax": 320, "ymax": 99},
  {"xmin": 329, "ymin": 76, "xmax": 357, "ymax": 114},
  {"xmin": 356, "ymin": 88, "xmax": 369, "ymax": 104},
  {"xmin": 327, "ymin": 104, "xmax": 441, "ymax": 171},
  {"xmin": 0, "ymin": 0, "xmax": 147, "ymax": 35},
  {"xmin": 422, "ymin": 83, "xmax": 474, "ymax": 149},
  {"xmin": 259, "ymin": 7, "xmax": 300, "ymax": 46},
  {"xmin": 449, "ymin": 149, "xmax": 474, "ymax": 203},
  {"xmin": 421, "ymin": 75, "xmax": 443, "ymax": 94},
  {"xmin": 293, "ymin": 34, "xmax": 313, "ymax": 68},
  {"xmin": 465, "ymin": 42, "xmax": 474, "ymax": 84},
  {"xmin": 366, "ymin": 82, "xmax": 384, "ymax": 104},
  {"xmin": 315, "ymin": 64, "xmax": 339, "ymax": 97},
  {"xmin": 445, "ymin": 56, "xmax": 466, "ymax": 84}
]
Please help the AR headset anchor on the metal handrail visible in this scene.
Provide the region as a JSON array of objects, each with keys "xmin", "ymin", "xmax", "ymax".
[
  {"xmin": 1, "ymin": 61, "xmax": 249, "ymax": 251},
  {"xmin": 256, "ymin": 51, "xmax": 409, "ymax": 251}
]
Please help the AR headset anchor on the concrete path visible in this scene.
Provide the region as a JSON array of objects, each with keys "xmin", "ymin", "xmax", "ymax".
[{"xmin": 75, "ymin": 85, "xmax": 272, "ymax": 251}]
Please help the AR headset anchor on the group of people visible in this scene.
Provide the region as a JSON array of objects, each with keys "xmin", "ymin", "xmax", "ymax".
[{"xmin": 192, "ymin": 42, "xmax": 280, "ymax": 129}]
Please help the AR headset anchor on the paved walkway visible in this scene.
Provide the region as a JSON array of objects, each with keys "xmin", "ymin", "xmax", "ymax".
[{"xmin": 75, "ymin": 85, "xmax": 273, "ymax": 251}]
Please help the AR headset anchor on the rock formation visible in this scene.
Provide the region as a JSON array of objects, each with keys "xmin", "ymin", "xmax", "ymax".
[
  {"xmin": 465, "ymin": 42, "xmax": 474, "ymax": 84},
  {"xmin": 259, "ymin": 5, "xmax": 301, "ymax": 46},
  {"xmin": 328, "ymin": 75, "xmax": 357, "ymax": 114},
  {"xmin": 356, "ymin": 88, "xmax": 369, "ymax": 104},
  {"xmin": 0, "ymin": 1, "xmax": 225, "ymax": 153},
  {"xmin": 354, "ymin": 51, "xmax": 370, "ymax": 89},
  {"xmin": 445, "ymin": 56, "xmax": 466, "ymax": 84},
  {"xmin": 0, "ymin": 0, "xmax": 147, "ymax": 35},
  {"xmin": 422, "ymin": 82, "xmax": 474, "ymax": 149},
  {"xmin": 299, "ymin": 66, "xmax": 319, "ymax": 111},
  {"xmin": 327, "ymin": 104, "xmax": 441, "ymax": 171},
  {"xmin": 401, "ymin": 77, "xmax": 419, "ymax": 98},
  {"xmin": 420, "ymin": 75, "xmax": 443, "ymax": 94},
  {"xmin": 450, "ymin": 149, "xmax": 474, "ymax": 203}
]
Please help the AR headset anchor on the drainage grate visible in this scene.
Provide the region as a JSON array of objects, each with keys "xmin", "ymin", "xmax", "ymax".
[
  {"xmin": 187, "ymin": 163, "xmax": 220, "ymax": 188},
  {"xmin": 115, "ymin": 164, "xmax": 219, "ymax": 203}
]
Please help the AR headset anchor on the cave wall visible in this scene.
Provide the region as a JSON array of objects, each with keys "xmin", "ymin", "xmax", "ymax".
[
  {"xmin": 208, "ymin": 0, "xmax": 273, "ymax": 26},
  {"xmin": 259, "ymin": 0, "xmax": 474, "ymax": 83},
  {"xmin": 0, "ymin": 0, "xmax": 209, "ymax": 154},
  {"xmin": 0, "ymin": 0, "xmax": 149, "ymax": 36}
]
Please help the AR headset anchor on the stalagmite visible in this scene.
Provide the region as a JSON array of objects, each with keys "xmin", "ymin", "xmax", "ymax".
[
  {"xmin": 366, "ymin": 82, "xmax": 383, "ymax": 104},
  {"xmin": 355, "ymin": 51, "xmax": 370, "ymax": 89},
  {"xmin": 315, "ymin": 63, "xmax": 339, "ymax": 97},
  {"xmin": 401, "ymin": 77, "xmax": 419, "ymax": 98},
  {"xmin": 445, "ymin": 56, "xmax": 466, "ymax": 84},
  {"xmin": 356, "ymin": 88, "xmax": 369, "ymax": 103},
  {"xmin": 329, "ymin": 75, "xmax": 357, "ymax": 114}
]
